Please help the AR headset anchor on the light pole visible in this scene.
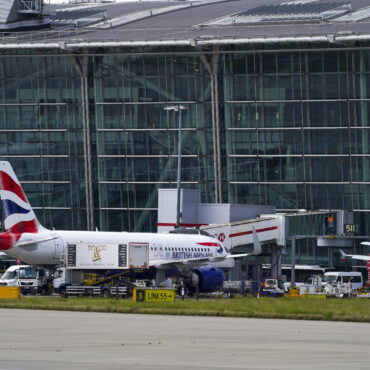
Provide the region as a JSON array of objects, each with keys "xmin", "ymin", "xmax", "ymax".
[{"xmin": 164, "ymin": 105, "xmax": 186, "ymax": 229}]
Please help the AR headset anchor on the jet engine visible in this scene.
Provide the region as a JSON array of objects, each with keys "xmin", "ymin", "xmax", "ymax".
[{"xmin": 184, "ymin": 266, "xmax": 224, "ymax": 293}]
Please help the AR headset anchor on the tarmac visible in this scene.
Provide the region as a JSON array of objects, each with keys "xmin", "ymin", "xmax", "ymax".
[{"xmin": 0, "ymin": 308, "xmax": 369, "ymax": 370}]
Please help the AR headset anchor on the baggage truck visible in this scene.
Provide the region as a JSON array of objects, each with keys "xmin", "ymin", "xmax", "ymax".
[{"xmin": 54, "ymin": 242, "xmax": 148, "ymax": 297}]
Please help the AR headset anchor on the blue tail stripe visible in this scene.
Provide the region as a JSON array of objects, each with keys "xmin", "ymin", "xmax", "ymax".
[{"xmin": 1, "ymin": 199, "xmax": 30, "ymax": 219}]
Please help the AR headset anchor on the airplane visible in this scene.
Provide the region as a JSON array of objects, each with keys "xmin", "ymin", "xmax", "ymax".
[
  {"xmin": 339, "ymin": 248, "xmax": 370, "ymax": 262},
  {"xmin": 0, "ymin": 161, "xmax": 262, "ymax": 293}
]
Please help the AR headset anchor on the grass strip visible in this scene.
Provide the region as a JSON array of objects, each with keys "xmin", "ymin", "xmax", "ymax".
[{"xmin": 0, "ymin": 296, "xmax": 370, "ymax": 322}]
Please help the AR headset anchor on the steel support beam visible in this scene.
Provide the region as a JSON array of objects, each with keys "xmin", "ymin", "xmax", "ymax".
[
  {"xmin": 199, "ymin": 46, "xmax": 222, "ymax": 203},
  {"xmin": 71, "ymin": 54, "xmax": 94, "ymax": 230}
]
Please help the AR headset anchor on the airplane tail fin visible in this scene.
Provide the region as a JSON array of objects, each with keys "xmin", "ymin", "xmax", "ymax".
[
  {"xmin": 339, "ymin": 250, "xmax": 348, "ymax": 262},
  {"xmin": 0, "ymin": 161, "xmax": 44, "ymax": 250}
]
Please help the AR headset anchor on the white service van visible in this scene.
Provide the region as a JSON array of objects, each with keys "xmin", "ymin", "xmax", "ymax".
[{"xmin": 322, "ymin": 271, "xmax": 363, "ymax": 290}]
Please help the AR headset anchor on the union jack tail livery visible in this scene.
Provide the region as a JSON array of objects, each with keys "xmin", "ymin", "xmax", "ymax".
[{"xmin": 0, "ymin": 161, "xmax": 44, "ymax": 250}]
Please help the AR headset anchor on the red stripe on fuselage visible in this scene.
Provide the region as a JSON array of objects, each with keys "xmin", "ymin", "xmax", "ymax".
[
  {"xmin": 0, "ymin": 171, "xmax": 27, "ymax": 203},
  {"xmin": 197, "ymin": 242, "xmax": 221, "ymax": 247},
  {"xmin": 229, "ymin": 226, "xmax": 278, "ymax": 238}
]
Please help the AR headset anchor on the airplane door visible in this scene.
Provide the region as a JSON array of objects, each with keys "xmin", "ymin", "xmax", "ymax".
[
  {"xmin": 54, "ymin": 239, "xmax": 64, "ymax": 260},
  {"xmin": 129, "ymin": 243, "xmax": 148, "ymax": 269}
]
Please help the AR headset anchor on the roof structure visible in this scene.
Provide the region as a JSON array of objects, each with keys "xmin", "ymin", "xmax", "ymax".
[{"xmin": 0, "ymin": 0, "xmax": 370, "ymax": 48}]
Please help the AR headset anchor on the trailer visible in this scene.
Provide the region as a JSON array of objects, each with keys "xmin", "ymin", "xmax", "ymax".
[
  {"xmin": 54, "ymin": 242, "xmax": 147, "ymax": 298},
  {"xmin": 65, "ymin": 284, "xmax": 127, "ymax": 298}
]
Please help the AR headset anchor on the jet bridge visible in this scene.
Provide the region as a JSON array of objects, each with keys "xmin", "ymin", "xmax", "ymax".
[
  {"xmin": 200, "ymin": 216, "xmax": 285, "ymax": 251},
  {"xmin": 200, "ymin": 216, "xmax": 284, "ymax": 281},
  {"xmin": 157, "ymin": 188, "xmax": 286, "ymax": 281}
]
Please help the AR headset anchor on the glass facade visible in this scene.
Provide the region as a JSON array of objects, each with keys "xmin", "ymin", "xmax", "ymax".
[
  {"xmin": 0, "ymin": 46, "xmax": 369, "ymax": 239},
  {"xmin": 0, "ymin": 53, "xmax": 86, "ymax": 229},
  {"xmin": 224, "ymin": 49, "xmax": 369, "ymax": 215}
]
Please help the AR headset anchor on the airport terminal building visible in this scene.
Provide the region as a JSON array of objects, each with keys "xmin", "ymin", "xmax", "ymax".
[{"xmin": 0, "ymin": 0, "xmax": 369, "ymax": 269}]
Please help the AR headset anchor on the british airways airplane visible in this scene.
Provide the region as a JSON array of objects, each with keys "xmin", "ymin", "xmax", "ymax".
[{"xmin": 0, "ymin": 161, "xmax": 261, "ymax": 292}]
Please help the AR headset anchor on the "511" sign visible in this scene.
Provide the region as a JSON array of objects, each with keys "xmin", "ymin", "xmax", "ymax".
[{"xmin": 344, "ymin": 224, "xmax": 357, "ymax": 234}]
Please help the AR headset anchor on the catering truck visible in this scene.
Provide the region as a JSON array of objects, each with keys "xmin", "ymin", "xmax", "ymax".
[
  {"xmin": 0, "ymin": 265, "xmax": 50, "ymax": 295},
  {"xmin": 53, "ymin": 242, "xmax": 147, "ymax": 297}
]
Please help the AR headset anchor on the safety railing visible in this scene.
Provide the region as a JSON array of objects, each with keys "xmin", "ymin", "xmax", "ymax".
[{"xmin": 18, "ymin": 0, "xmax": 43, "ymax": 14}]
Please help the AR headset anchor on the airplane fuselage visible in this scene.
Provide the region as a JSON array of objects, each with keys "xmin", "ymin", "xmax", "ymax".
[{"xmin": 6, "ymin": 230, "xmax": 229, "ymax": 268}]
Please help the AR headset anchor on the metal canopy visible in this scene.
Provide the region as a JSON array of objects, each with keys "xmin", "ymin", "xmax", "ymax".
[
  {"xmin": 0, "ymin": 0, "xmax": 370, "ymax": 47},
  {"xmin": 234, "ymin": 1, "xmax": 352, "ymax": 23}
]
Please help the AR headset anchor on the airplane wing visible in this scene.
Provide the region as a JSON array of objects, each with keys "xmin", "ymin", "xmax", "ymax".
[
  {"xmin": 223, "ymin": 252, "xmax": 256, "ymax": 260},
  {"xmin": 339, "ymin": 250, "xmax": 370, "ymax": 262},
  {"xmin": 209, "ymin": 252, "xmax": 256, "ymax": 262},
  {"xmin": 149, "ymin": 257, "xmax": 210, "ymax": 268},
  {"xmin": 349, "ymin": 255, "xmax": 370, "ymax": 261},
  {"xmin": 152, "ymin": 253, "xmax": 254, "ymax": 270}
]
